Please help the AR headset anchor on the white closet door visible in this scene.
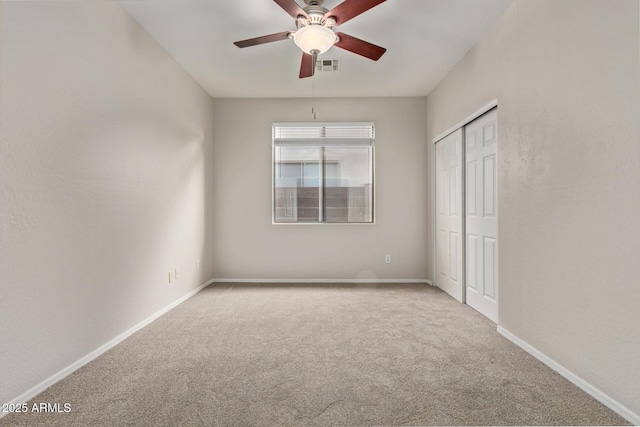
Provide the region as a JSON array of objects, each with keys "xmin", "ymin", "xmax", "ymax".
[
  {"xmin": 465, "ymin": 109, "xmax": 498, "ymax": 322},
  {"xmin": 435, "ymin": 129, "xmax": 464, "ymax": 302}
]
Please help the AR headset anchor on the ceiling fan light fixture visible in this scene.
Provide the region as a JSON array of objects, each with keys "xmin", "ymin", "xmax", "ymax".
[{"xmin": 293, "ymin": 25, "xmax": 337, "ymax": 55}]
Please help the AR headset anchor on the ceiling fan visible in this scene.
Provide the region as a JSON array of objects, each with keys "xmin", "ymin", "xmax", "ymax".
[{"xmin": 233, "ymin": 0, "xmax": 387, "ymax": 78}]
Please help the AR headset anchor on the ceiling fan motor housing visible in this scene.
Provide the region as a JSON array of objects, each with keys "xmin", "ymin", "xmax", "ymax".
[{"xmin": 293, "ymin": 0, "xmax": 338, "ymax": 55}]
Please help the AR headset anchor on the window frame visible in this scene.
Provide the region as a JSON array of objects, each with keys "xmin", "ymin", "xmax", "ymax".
[{"xmin": 271, "ymin": 122, "xmax": 376, "ymax": 226}]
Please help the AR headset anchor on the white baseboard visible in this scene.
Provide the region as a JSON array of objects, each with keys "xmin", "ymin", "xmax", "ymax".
[
  {"xmin": 212, "ymin": 278, "xmax": 431, "ymax": 284},
  {"xmin": 497, "ymin": 326, "xmax": 639, "ymax": 425},
  {"xmin": 1, "ymin": 279, "xmax": 214, "ymax": 420}
]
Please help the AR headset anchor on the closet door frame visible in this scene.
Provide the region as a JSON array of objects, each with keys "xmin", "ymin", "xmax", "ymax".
[{"xmin": 431, "ymin": 99, "xmax": 498, "ymax": 308}]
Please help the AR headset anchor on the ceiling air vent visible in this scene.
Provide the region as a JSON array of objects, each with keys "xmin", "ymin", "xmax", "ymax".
[{"xmin": 315, "ymin": 59, "xmax": 340, "ymax": 72}]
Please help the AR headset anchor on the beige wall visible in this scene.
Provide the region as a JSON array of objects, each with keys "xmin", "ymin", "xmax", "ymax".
[
  {"xmin": 211, "ymin": 97, "xmax": 428, "ymax": 281},
  {"xmin": 0, "ymin": 2, "xmax": 215, "ymax": 404},
  {"xmin": 426, "ymin": 0, "xmax": 640, "ymax": 418}
]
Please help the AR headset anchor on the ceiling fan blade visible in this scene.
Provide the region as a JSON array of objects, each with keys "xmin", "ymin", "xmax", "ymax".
[
  {"xmin": 233, "ymin": 31, "xmax": 291, "ymax": 48},
  {"xmin": 325, "ymin": 0, "xmax": 386, "ymax": 26},
  {"xmin": 334, "ymin": 32, "xmax": 386, "ymax": 61},
  {"xmin": 273, "ymin": 0, "xmax": 309, "ymax": 20},
  {"xmin": 299, "ymin": 52, "xmax": 316, "ymax": 78}
]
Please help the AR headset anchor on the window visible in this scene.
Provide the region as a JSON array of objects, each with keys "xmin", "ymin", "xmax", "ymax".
[{"xmin": 273, "ymin": 122, "xmax": 374, "ymax": 224}]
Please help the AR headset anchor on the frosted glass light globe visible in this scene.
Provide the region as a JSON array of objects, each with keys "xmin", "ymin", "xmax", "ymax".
[{"xmin": 293, "ymin": 25, "xmax": 337, "ymax": 55}]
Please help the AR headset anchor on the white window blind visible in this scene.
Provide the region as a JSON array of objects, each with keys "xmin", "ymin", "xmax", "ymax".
[{"xmin": 273, "ymin": 122, "xmax": 375, "ymax": 146}]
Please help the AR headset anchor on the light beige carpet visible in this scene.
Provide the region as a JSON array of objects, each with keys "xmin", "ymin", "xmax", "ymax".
[{"xmin": 1, "ymin": 283, "xmax": 629, "ymax": 426}]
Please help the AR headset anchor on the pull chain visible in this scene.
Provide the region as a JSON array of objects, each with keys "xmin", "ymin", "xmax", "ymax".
[{"xmin": 311, "ymin": 69, "xmax": 317, "ymax": 120}]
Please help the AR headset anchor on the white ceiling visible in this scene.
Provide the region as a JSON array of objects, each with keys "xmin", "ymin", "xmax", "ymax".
[{"xmin": 119, "ymin": 0, "xmax": 512, "ymax": 98}]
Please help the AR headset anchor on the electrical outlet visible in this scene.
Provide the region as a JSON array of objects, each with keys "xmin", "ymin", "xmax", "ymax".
[
  {"xmin": 195, "ymin": 260, "xmax": 200, "ymax": 270},
  {"xmin": 175, "ymin": 268, "xmax": 180, "ymax": 280},
  {"xmin": 385, "ymin": 255, "xmax": 391, "ymax": 263}
]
